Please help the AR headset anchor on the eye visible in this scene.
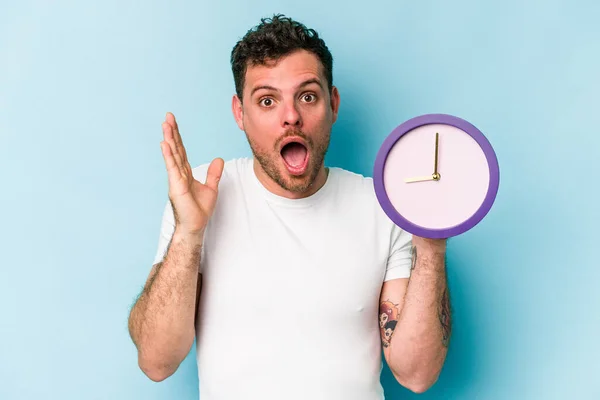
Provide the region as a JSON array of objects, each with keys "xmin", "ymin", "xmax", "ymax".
[
  {"xmin": 301, "ymin": 93, "xmax": 316, "ymax": 103},
  {"xmin": 259, "ymin": 97, "xmax": 275, "ymax": 107}
]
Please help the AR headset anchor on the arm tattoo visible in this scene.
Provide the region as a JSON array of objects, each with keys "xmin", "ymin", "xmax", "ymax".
[
  {"xmin": 439, "ymin": 287, "xmax": 451, "ymax": 347},
  {"xmin": 410, "ymin": 245, "xmax": 417, "ymax": 270},
  {"xmin": 385, "ymin": 243, "xmax": 450, "ymax": 348},
  {"xmin": 379, "ymin": 300, "xmax": 400, "ymax": 348}
]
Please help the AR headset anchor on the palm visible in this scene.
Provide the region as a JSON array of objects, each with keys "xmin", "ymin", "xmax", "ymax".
[
  {"xmin": 160, "ymin": 112, "xmax": 224, "ymax": 235},
  {"xmin": 192, "ymin": 179, "xmax": 217, "ymax": 211},
  {"xmin": 189, "ymin": 178, "xmax": 218, "ymax": 224}
]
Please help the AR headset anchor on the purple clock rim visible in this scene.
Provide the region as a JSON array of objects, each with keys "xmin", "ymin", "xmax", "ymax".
[{"xmin": 373, "ymin": 113, "xmax": 500, "ymax": 239}]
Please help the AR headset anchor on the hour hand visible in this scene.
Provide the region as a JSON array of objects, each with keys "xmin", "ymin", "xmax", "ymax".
[{"xmin": 404, "ymin": 175, "xmax": 435, "ymax": 183}]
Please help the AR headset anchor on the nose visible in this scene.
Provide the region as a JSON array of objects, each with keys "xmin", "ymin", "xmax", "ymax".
[{"xmin": 281, "ymin": 100, "xmax": 302, "ymax": 128}]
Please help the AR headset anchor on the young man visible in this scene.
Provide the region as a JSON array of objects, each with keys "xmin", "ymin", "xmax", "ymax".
[{"xmin": 128, "ymin": 14, "xmax": 451, "ymax": 399}]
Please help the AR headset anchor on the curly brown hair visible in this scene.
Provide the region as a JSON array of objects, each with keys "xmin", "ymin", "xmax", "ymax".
[{"xmin": 230, "ymin": 14, "xmax": 334, "ymax": 102}]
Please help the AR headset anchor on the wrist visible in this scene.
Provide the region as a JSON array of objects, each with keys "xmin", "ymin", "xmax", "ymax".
[
  {"xmin": 411, "ymin": 235, "xmax": 447, "ymax": 255},
  {"xmin": 172, "ymin": 228, "xmax": 205, "ymax": 247}
]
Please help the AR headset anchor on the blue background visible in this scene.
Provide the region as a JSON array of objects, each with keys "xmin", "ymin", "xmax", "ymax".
[{"xmin": 1, "ymin": 1, "xmax": 598, "ymax": 399}]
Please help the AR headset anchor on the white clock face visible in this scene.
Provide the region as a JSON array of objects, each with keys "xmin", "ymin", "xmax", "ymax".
[{"xmin": 382, "ymin": 123, "xmax": 491, "ymax": 231}]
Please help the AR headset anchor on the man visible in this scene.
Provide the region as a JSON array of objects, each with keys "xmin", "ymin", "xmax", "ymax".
[{"xmin": 128, "ymin": 14, "xmax": 451, "ymax": 399}]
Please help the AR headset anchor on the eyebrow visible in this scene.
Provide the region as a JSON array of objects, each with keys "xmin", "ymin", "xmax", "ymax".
[{"xmin": 250, "ymin": 78, "xmax": 323, "ymax": 97}]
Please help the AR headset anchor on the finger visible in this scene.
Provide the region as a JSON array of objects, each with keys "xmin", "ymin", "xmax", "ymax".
[
  {"xmin": 164, "ymin": 114, "xmax": 193, "ymax": 178},
  {"xmin": 160, "ymin": 140, "xmax": 181, "ymax": 184},
  {"xmin": 205, "ymin": 158, "xmax": 225, "ymax": 192},
  {"xmin": 166, "ymin": 112, "xmax": 189, "ymax": 165},
  {"xmin": 160, "ymin": 140, "xmax": 177, "ymax": 172},
  {"xmin": 162, "ymin": 122, "xmax": 186, "ymax": 175}
]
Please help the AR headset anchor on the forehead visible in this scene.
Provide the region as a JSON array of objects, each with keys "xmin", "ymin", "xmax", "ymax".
[{"xmin": 244, "ymin": 50, "xmax": 325, "ymax": 94}]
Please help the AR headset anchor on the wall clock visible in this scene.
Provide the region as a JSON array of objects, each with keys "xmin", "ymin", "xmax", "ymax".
[{"xmin": 373, "ymin": 114, "xmax": 500, "ymax": 239}]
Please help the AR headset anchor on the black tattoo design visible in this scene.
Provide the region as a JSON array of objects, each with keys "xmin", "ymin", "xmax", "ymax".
[
  {"xmin": 439, "ymin": 287, "xmax": 451, "ymax": 347},
  {"xmin": 410, "ymin": 245, "xmax": 417, "ymax": 270}
]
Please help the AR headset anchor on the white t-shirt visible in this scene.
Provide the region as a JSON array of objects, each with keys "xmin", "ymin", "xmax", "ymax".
[{"xmin": 153, "ymin": 157, "xmax": 413, "ymax": 400}]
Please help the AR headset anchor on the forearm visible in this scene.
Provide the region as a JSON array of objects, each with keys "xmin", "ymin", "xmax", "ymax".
[
  {"xmin": 128, "ymin": 230, "xmax": 202, "ymax": 380},
  {"xmin": 387, "ymin": 238, "xmax": 451, "ymax": 390}
]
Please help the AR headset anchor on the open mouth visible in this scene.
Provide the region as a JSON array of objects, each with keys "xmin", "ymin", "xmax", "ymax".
[{"xmin": 280, "ymin": 139, "xmax": 309, "ymax": 176}]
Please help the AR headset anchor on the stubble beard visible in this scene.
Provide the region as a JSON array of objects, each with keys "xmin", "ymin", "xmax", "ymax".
[{"xmin": 246, "ymin": 128, "xmax": 330, "ymax": 194}]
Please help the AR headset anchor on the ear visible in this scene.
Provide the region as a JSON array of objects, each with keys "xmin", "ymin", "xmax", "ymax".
[
  {"xmin": 330, "ymin": 86, "xmax": 340, "ymax": 124},
  {"xmin": 231, "ymin": 94, "xmax": 244, "ymax": 130}
]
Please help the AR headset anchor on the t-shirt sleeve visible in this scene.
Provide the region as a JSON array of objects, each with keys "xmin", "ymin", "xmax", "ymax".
[
  {"xmin": 152, "ymin": 200, "xmax": 176, "ymax": 265},
  {"xmin": 383, "ymin": 224, "xmax": 413, "ymax": 281}
]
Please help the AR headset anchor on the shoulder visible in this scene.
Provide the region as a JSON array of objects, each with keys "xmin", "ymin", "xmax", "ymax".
[
  {"xmin": 328, "ymin": 167, "xmax": 381, "ymax": 213},
  {"xmin": 329, "ymin": 166, "xmax": 399, "ymax": 225},
  {"xmin": 329, "ymin": 167, "xmax": 378, "ymax": 200},
  {"xmin": 191, "ymin": 157, "xmax": 251, "ymax": 185}
]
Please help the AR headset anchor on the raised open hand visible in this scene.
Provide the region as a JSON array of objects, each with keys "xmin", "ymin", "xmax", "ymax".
[{"xmin": 160, "ymin": 112, "xmax": 224, "ymax": 237}]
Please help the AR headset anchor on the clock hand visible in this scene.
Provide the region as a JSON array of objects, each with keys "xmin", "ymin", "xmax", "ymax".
[
  {"xmin": 404, "ymin": 175, "xmax": 436, "ymax": 183},
  {"xmin": 405, "ymin": 133, "xmax": 442, "ymax": 184},
  {"xmin": 433, "ymin": 132, "xmax": 440, "ymax": 181}
]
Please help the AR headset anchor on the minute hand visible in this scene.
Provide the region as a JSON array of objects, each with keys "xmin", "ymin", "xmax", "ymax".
[{"xmin": 433, "ymin": 132, "xmax": 440, "ymax": 180}]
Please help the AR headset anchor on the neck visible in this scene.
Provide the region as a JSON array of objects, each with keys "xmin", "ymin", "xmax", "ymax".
[{"xmin": 252, "ymin": 159, "xmax": 329, "ymax": 199}]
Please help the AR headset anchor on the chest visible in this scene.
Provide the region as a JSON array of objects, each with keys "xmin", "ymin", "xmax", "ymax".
[{"xmin": 200, "ymin": 201, "xmax": 389, "ymax": 330}]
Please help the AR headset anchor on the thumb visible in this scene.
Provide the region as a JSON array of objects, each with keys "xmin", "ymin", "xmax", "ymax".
[{"xmin": 205, "ymin": 158, "xmax": 224, "ymax": 191}]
